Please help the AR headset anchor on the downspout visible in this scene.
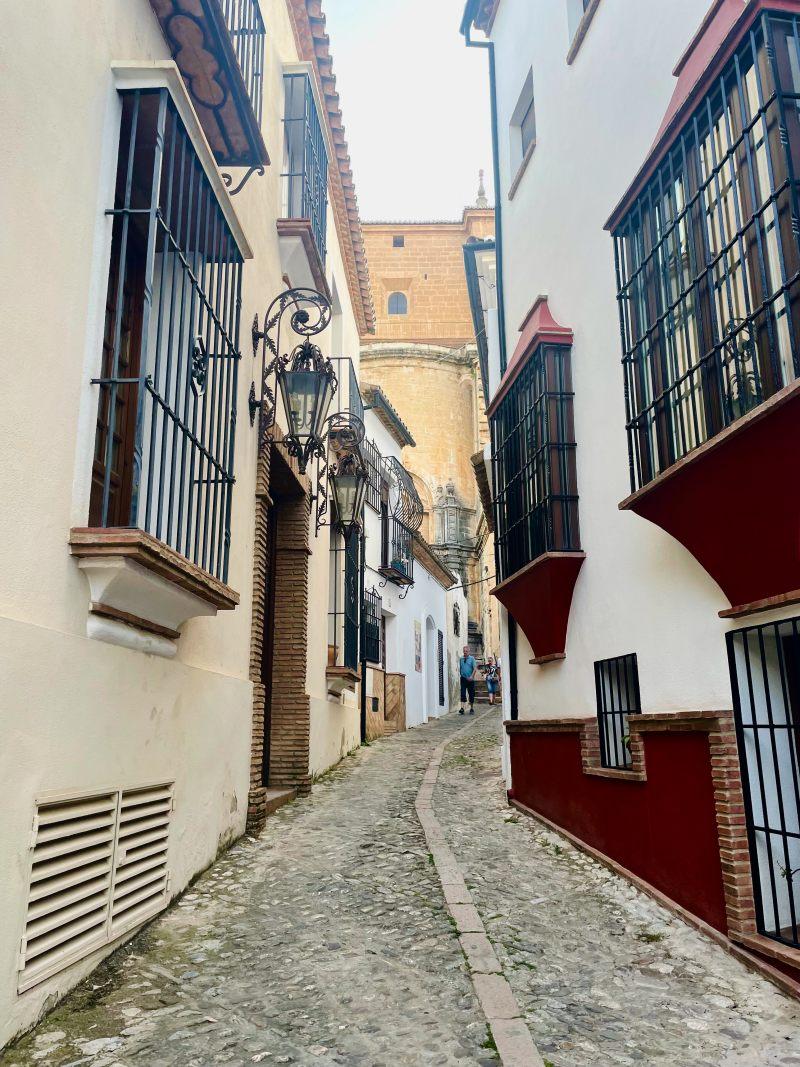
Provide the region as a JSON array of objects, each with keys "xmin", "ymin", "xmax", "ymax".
[
  {"xmin": 462, "ymin": 0, "xmax": 517, "ymax": 721},
  {"xmin": 461, "ymin": 2, "xmax": 508, "ymax": 376}
]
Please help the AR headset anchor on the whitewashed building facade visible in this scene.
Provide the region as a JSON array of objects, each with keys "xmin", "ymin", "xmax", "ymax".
[{"xmin": 463, "ymin": 0, "xmax": 800, "ymax": 989}]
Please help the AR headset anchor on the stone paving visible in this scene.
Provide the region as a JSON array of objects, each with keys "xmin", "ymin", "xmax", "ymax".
[
  {"xmin": 434, "ymin": 712, "xmax": 800, "ymax": 1067},
  {"xmin": 5, "ymin": 708, "xmax": 800, "ymax": 1067},
  {"xmin": 5, "ymin": 715, "xmax": 492, "ymax": 1067}
]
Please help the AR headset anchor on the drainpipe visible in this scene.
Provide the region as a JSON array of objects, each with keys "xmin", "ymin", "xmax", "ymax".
[
  {"xmin": 461, "ymin": 0, "xmax": 509, "ymax": 376},
  {"xmin": 462, "ymin": 0, "xmax": 518, "ymax": 721},
  {"xmin": 359, "ymin": 529, "xmax": 367, "ymax": 744}
]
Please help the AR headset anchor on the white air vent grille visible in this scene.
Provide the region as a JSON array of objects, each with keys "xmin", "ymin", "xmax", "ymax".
[
  {"xmin": 19, "ymin": 784, "xmax": 172, "ymax": 992},
  {"xmin": 110, "ymin": 785, "xmax": 171, "ymax": 938}
]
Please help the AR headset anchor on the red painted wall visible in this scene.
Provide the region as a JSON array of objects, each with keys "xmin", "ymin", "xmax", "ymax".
[{"xmin": 509, "ymin": 730, "xmax": 729, "ymax": 932}]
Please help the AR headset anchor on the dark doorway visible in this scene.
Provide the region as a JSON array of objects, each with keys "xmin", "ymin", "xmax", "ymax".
[{"xmin": 260, "ymin": 502, "xmax": 278, "ymax": 787}]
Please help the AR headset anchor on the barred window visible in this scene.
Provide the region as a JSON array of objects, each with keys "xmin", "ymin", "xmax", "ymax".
[
  {"xmin": 363, "ymin": 438, "xmax": 384, "ymax": 512},
  {"xmin": 491, "ymin": 340, "xmax": 579, "ymax": 582},
  {"xmin": 613, "ymin": 12, "xmax": 800, "ymax": 492},
  {"xmin": 91, "ymin": 89, "xmax": 242, "ymax": 581},
  {"xmin": 728, "ymin": 617, "xmax": 800, "ymax": 950},
  {"xmin": 595, "ymin": 654, "xmax": 641, "ymax": 770},
  {"xmin": 282, "ymin": 72, "xmax": 328, "ymax": 263}
]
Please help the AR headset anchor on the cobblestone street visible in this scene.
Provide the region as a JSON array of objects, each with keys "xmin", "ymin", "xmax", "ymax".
[{"xmin": 7, "ymin": 710, "xmax": 800, "ymax": 1067}]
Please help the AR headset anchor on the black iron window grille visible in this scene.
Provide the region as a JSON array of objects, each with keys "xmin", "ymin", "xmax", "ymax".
[
  {"xmin": 363, "ymin": 438, "xmax": 384, "ymax": 513},
  {"xmin": 378, "ymin": 456, "xmax": 423, "ymax": 591},
  {"xmin": 330, "ymin": 357, "xmax": 364, "ymax": 424},
  {"xmin": 728, "ymin": 616, "xmax": 800, "ymax": 950},
  {"xmin": 90, "ymin": 89, "xmax": 242, "ymax": 582},
  {"xmin": 362, "ymin": 587, "xmax": 382, "ymax": 665},
  {"xmin": 221, "ymin": 0, "xmax": 266, "ymax": 127},
  {"xmin": 328, "ymin": 529, "xmax": 360, "ymax": 671},
  {"xmin": 594, "ymin": 654, "xmax": 642, "ymax": 770},
  {"xmin": 613, "ymin": 12, "xmax": 800, "ymax": 493},
  {"xmin": 282, "ymin": 72, "xmax": 329, "ymax": 263},
  {"xmin": 453, "ymin": 603, "xmax": 461, "ymax": 638},
  {"xmin": 438, "ymin": 630, "xmax": 445, "ymax": 706},
  {"xmin": 491, "ymin": 340, "xmax": 579, "ymax": 583},
  {"xmin": 380, "ymin": 516, "xmax": 414, "ymax": 585}
]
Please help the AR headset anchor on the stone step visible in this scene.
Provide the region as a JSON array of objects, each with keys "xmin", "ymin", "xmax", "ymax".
[{"xmin": 263, "ymin": 787, "xmax": 297, "ymax": 818}]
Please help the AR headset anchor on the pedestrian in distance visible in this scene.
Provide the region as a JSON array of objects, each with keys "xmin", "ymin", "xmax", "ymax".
[
  {"xmin": 459, "ymin": 645, "xmax": 477, "ymax": 715},
  {"xmin": 483, "ymin": 656, "xmax": 501, "ymax": 705}
]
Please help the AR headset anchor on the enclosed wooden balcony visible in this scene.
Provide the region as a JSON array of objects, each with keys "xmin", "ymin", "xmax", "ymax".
[{"xmin": 150, "ymin": 0, "xmax": 269, "ymax": 167}]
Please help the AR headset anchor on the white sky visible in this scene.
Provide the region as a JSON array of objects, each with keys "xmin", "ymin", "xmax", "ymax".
[{"xmin": 320, "ymin": 0, "xmax": 494, "ymax": 221}]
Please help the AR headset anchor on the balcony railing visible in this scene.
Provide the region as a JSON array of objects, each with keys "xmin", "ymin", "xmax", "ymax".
[
  {"xmin": 282, "ymin": 72, "xmax": 329, "ymax": 264},
  {"xmin": 150, "ymin": 0, "xmax": 268, "ymax": 167},
  {"xmin": 380, "ymin": 517, "xmax": 414, "ymax": 586},
  {"xmin": 221, "ymin": 0, "xmax": 265, "ymax": 127},
  {"xmin": 612, "ymin": 11, "xmax": 800, "ymax": 493}
]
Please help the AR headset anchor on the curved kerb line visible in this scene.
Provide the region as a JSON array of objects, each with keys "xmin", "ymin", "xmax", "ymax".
[{"xmin": 415, "ymin": 712, "xmax": 545, "ymax": 1067}]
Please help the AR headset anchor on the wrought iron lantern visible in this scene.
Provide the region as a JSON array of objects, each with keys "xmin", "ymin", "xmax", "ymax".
[
  {"xmin": 250, "ymin": 288, "xmax": 337, "ymax": 474},
  {"xmin": 328, "ymin": 414, "xmax": 368, "ymax": 540}
]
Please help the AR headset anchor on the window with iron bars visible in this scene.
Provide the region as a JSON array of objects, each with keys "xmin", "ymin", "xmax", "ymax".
[
  {"xmin": 491, "ymin": 340, "xmax": 579, "ymax": 582},
  {"xmin": 363, "ymin": 438, "xmax": 384, "ymax": 513},
  {"xmin": 613, "ymin": 12, "xmax": 800, "ymax": 493},
  {"xmin": 438, "ymin": 630, "xmax": 445, "ymax": 706},
  {"xmin": 594, "ymin": 654, "xmax": 641, "ymax": 770},
  {"xmin": 90, "ymin": 89, "xmax": 242, "ymax": 582},
  {"xmin": 380, "ymin": 514, "xmax": 414, "ymax": 585},
  {"xmin": 328, "ymin": 530, "xmax": 360, "ymax": 671},
  {"xmin": 282, "ymin": 72, "xmax": 328, "ymax": 264},
  {"xmin": 728, "ymin": 616, "xmax": 800, "ymax": 951},
  {"xmin": 362, "ymin": 588, "xmax": 382, "ymax": 666}
]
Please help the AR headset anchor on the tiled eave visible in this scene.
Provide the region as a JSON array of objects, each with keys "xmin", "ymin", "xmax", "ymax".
[
  {"xmin": 287, "ymin": 0, "xmax": 375, "ymax": 336},
  {"xmin": 362, "ymin": 382, "xmax": 416, "ymax": 448},
  {"xmin": 620, "ymin": 378, "xmax": 800, "ymax": 614}
]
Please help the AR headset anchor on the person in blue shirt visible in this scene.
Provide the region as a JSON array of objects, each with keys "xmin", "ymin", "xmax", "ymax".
[{"xmin": 459, "ymin": 646, "xmax": 477, "ymax": 715}]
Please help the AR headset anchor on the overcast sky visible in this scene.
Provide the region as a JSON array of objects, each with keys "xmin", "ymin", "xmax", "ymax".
[{"xmin": 321, "ymin": 0, "xmax": 494, "ymax": 221}]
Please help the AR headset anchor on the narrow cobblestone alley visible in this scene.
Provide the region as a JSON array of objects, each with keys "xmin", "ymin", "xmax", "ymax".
[{"xmin": 7, "ymin": 711, "xmax": 800, "ymax": 1067}]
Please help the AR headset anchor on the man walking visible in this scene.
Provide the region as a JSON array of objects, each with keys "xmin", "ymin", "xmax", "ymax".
[{"xmin": 459, "ymin": 645, "xmax": 477, "ymax": 715}]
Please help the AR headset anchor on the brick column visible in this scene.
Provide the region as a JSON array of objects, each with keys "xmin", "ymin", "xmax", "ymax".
[
  {"xmin": 247, "ymin": 436, "xmax": 312, "ymax": 834},
  {"xmin": 268, "ymin": 495, "xmax": 312, "ymax": 794}
]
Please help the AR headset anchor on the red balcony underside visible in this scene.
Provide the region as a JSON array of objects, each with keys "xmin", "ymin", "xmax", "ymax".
[
  {"xmin": 621, "ymin": 380, "xmax": 800, "ymax": 615},
  {"xmin": 491, "ymin": 551, "xmax": 585, "ymax": 663}
]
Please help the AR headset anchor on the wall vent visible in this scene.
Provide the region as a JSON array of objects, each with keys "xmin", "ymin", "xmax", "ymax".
[{"xmin": 19, "ymin": 784, "xmax": 173, "ymax": 992}]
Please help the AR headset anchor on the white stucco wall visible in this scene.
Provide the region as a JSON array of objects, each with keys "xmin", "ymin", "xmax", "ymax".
[
  {"xmin": 486, "ymin": 0, "xmax": 788, "ymax": 723},
  {"xmin": 0, "ymin": 0, "xmax": 363, "ymax": 1042},
  {"xmin": 362, "ymin": 410, "xmax": 454, "ymax": 727}
]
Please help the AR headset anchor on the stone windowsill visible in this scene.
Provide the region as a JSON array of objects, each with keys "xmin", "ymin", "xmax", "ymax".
[
  {"xmin": 567, "ymin": 0, "xmax": 602, "ymax": 65},
  {"xmin": 507, "ymin": 138, "xmax": 537, "ymax": 202},
  {"xmin": 326, "ymin": 666, "xmax": 361, "ymax": 697},
  {"xmin": 69, "ymin": 527, "xmax": 239, "ymax": 658},
  {"xmin": 731, "ymin": 929, "xmax": 800, "ymax": 975}
]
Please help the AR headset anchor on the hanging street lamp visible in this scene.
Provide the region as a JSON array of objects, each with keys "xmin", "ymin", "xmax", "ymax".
[
  {"xmin": 276, "ymin": 339, "xmax": 337, "ymax": 475},
  {"xmin": 327, "ymin": 414, "xmax": 368, "ymax": 540},
  {"xmin": 250, "ymin": 288, "xmax": 338, "ymax": 475}
]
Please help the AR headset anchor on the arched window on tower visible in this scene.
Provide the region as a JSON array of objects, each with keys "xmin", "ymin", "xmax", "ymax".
[{"xmin": 388, "ymin": 292, "xmax": 407, "ymax": 316}]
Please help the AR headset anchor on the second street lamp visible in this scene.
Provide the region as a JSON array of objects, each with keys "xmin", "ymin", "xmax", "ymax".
[{"xmin": 328, "ymin": 416, "xmax": 368, "ymax": 540}]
